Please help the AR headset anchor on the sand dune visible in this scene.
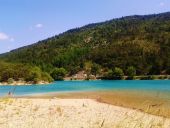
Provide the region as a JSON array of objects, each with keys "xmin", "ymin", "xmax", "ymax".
[{"xmin": 0, "ymin": 98, "xmax": 170, "ymax": 128}]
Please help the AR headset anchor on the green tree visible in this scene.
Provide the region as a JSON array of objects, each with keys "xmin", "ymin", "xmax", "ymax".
[
  {"xmin": 112, "ymin": 67, "xmax": 124, "ymax": 80},
  {"xmin": 1, "ymin": 69, "xmax": 15, "ymax": 82},
  {"xmin": 8, "ymin": 78, "xmax": 14, "ymax": 84},
  {"xmin": 25, "ymin": 67, "xmax": 43, "ymax": 83},
  {"xmin": 91, "ymin": 63, "xmax": 100, "ymax": 76},
  {"xmin": 84, "ymin": 61, "xmax": 92, "ymax": 73},
  {"xmin": 105, "ymin": 69, "xmax": 113, "ymax": 79},
  {"xmin": 51, "ymin": 68, "xmax": 67, "ymax": 80},
  {"xmin": 127, "ymin": 66, "xmax": 136, "ymax": 77},
  {"xmin": 26, "ymin": 71, "xmax": 41, "ymax": 83},
  {"xmin": 41, "ymin": 72, "xmax": 54, "ymax": 82}
]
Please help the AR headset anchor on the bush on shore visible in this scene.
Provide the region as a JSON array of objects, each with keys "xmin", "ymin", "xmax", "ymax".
[{"xmin": 50, "ymin": 68, "xmax": 67, "ymax": 80}]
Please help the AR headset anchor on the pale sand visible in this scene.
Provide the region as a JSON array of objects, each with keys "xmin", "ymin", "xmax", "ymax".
[
  {"xmin": 0, "ymin": 98, "xmax": 170, "ymax": 128},
  {"xmin": 28, "ymin": 91, "xmax": 170, "ymax": 118}
]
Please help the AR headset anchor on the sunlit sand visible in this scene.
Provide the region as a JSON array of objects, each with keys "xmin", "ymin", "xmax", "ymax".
[{"xmin": 0, "ymin": 98, "xmax": 170, "ymax": 128}]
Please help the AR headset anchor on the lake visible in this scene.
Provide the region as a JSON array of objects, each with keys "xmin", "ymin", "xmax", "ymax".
[{"xmin": 0, "ymin": 80, "xmax": 170, "ymax": 98}]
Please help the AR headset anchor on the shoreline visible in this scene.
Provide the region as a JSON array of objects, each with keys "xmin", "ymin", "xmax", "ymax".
[
  {"xmin": 65, "ymin": 75, "xmax": 170, "ymax": 81},
  {"xmin": 0, "ymin": 81, "xmax": 50, "ymax": 86},
  {"xmin": 0, "ymin": 78, "xmax": 170, "ymax": 86},
  {"xmin": 20, "ymin": 90, "xmax": 170, "ymax": 118}
]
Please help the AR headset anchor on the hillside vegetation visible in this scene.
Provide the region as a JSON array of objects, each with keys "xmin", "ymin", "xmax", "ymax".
[
  {"xmin": 0, "ymin": 12, "xmax": 170, "ymax": 80},
  {"xmin": 0, "ymin": 61, "xmax": 53, "ymax": 83}
]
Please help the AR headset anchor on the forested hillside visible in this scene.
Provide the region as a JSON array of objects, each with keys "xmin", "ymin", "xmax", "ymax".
[{"xmin": 1, "ymin": 12, "xmax": 170, "ymax": 79}]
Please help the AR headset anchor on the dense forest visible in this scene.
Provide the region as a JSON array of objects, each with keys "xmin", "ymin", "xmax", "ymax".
[{"xmin": 0, "ymin": 12, "xmax": 170, "ymax": 81}]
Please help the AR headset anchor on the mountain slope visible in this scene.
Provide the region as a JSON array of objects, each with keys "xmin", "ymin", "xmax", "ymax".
[{"xmin": 1, "ymin": 12, "xmax": 170, "ymax": 75}]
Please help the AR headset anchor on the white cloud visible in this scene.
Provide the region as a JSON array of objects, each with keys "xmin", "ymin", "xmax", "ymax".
[
  {"xmin": 29, "ymin": 23, "xmax": 44, "ymax": 31},
  {"xmin": 35, "ymin": 23, "xmax": 43, "ymax": 28},
  {"xmin": 0, "ymin": 32, "xmax": 15, "ymax": 42},
  {"xmin": 159, "ymin": 2, "xmax": 165, "ymax": 6},
  {"xmin": 0, "ymin": 32, "xmax": 9, "ymax": 40}
]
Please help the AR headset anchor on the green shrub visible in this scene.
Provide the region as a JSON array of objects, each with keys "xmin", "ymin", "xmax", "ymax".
[
  {"xmin": 105, "ymin": 68, "xmax": 124, "ymax": 80},
  {"xmin": 127, "ymin": 66, "xmax": 136, "ymax": 77},
  {"xmin": 91, "ymin": 63, "xmax": 100, "ymax": 76},
  {"xmin": 41, "ymin": 72, "xmax": 53, "ymax": 82},
  {"xmin": 7, "ymin": 78, "xmax": 14, "ymax": 84},
  {"xmin": 51, "ymin": 68, "xmax": 67, "ymax": 80},
  {"xmin": 112, "ymin": 67, "xmax": 124, "ymax": 80}
]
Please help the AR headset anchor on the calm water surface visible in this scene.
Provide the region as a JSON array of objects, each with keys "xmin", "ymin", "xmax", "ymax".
[{"xmin": 0, "ymin": 80, "xmax": 170, "ymax": 97}]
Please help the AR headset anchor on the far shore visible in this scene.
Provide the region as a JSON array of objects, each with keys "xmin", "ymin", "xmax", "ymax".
[
  {"xmin": 65, "ymin": 75, "xmax": 170, "ymax": 81},
  {"xmin": 0, "ymin": 75, "xmax": 170, "ymax": 86},
  {"xmin": 0, "ymin": 81, "xmax": 50, "ymax": 86}
]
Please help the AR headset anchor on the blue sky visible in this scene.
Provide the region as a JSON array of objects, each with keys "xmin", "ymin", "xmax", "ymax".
[{"xmin": 0, "ymin": 0, "xmax": 170, "ymax": 53}]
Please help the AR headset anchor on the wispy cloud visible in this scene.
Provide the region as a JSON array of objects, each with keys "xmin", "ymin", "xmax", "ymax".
[
  {"xmin": 0, "ymin": 32, "xmax": 15, "ymax": 42},
  {"xmin": 35, "ymin": 23, "xmax": 43, "ymax": 28},
  {"xmin": 29, "ymin": 23, "xmax": 44, "ymax": 31},
  {"xmin": 0, "ymin": 32, "xmax": 9, "ymax": 40}
]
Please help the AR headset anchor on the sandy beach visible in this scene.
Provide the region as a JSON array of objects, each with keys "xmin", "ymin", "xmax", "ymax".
[
  {"xmin": 0, "ymin": 98, "xmax": 170, "ymax": 128},
  {"xmin": 26, "ymin": 90, "xmax": 170, "ymax": 118}
]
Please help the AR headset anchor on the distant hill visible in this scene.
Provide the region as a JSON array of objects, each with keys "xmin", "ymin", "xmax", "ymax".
[{"xmin": 1, "ymin": 12, "xmax": 170, "ymax": 76}]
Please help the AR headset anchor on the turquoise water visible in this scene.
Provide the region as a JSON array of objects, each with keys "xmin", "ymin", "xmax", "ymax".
[{"xmin": 0, "ymin": 80, "xmax": 170, "ymax": 97}]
